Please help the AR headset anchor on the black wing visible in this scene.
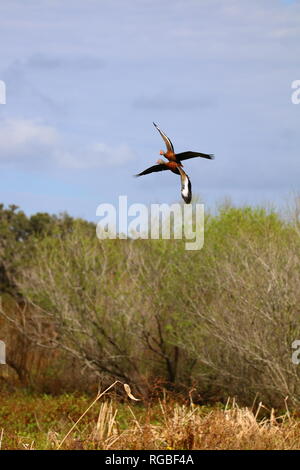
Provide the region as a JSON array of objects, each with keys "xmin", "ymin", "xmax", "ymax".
[
  {"xmin": 134, "ymin": 164, "xmax": 169, "ymax": 177},
  {"xmin": 153, "ymin": 122, "xmax": 174, "ymax": 153},
  {"xmin": 176, "ymin": 151, "xmax": 214, "ymax": 162}
]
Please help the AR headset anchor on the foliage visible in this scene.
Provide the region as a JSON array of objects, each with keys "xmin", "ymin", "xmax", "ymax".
[{"xmin": 1, "ymin": 201, "xmax": 300, "ymax": 406}]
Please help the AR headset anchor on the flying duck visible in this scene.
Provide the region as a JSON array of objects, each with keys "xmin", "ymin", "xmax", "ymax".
[{"xmin": 135, "ymin": 122, "xmax": 214, "ymax": 204}]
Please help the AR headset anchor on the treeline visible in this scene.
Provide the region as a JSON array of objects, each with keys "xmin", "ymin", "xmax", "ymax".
[
  {"xmin": 0, "ymin": 203, "xmax": 95, "ymax": 295},
  {"xmin": 1, "ymin": 202, "xmax": 300, "ymax": 408}
]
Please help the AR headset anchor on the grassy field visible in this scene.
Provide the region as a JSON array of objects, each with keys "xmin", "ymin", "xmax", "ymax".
[{"xmin": 1, "ymin": 389, "xmax": 300, "ymax": 450}]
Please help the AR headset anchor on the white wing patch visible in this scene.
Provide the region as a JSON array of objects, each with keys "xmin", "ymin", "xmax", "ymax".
[
  {"xmin": 178, "ymin": 167, "xmax": 192, "ymax": 204},
  {"xmin": 182, "ymin": 178, "xmax": 189, "ymax": 198}
]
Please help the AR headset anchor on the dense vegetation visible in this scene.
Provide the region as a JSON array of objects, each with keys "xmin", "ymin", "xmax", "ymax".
[{"xmin": 1, "ymin": 201, "xmax": 300, "ymax": 409}]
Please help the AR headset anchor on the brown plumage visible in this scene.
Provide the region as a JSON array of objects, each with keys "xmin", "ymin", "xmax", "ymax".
[{"xmin": 135, "ymin": 123, "xmax": 214, "ymax": 204}]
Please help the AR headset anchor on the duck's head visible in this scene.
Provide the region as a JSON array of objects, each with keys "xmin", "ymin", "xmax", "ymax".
[
  {"xmin": 159, "ymin": 150, "xmax": 165, "ymax": 156},
  {"xmin": 157, "ymin": 158, "xmax": 165, "ymax": 165}
]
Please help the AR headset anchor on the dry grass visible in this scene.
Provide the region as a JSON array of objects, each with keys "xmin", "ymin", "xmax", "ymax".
[
  {"xmin": 1, "ymin": 391, "xmax": 300, "ymax": 450},
  {"xmin": 107, "ymin": 399, "xmax": 300, "ymax": 450}
]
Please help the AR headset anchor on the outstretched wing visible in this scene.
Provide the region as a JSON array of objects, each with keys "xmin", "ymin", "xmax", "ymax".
[
  {"xmin": 134, "ymin": 164, "xmax": 169, "ymax": 177},
  {"xmin": 178, "ymin": 167, "xmax": 192, "ymax": 204},
  {"xmin": 176, "ymin": 151, "xmax": 214, "ymax": 161},
  {"xmin": 153, "ymin": 122, "xmax": 174, "ymax": 153}
]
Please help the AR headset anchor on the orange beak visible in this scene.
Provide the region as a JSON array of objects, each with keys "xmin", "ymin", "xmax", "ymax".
[{"xmin": 159, "ymin": 150, "xmax": 164, "ymax": 156}]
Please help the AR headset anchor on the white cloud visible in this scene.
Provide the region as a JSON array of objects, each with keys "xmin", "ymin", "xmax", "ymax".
[
  {"xmin": 134, "ymin": 90, "xmax": 215, "ymax": 110},
  {"xmin": 57, "ymin": 142, "xmax": 134, "ymax": 169},
  {"xmin": 0, "ymin": 119, "xmax": 59, "ymax": 168},
  {"xmin": 26, "ymin": 53, "xmax": 105, "ymax": 70},
  {"xmin": 0, "ymin": 118, "xmax": 134, "ymax": 170}
]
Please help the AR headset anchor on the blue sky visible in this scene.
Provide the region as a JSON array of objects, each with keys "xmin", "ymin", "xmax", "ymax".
[{"xmin": 0, "ymin": 0, "xmax": 299, "ymax": 220}]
